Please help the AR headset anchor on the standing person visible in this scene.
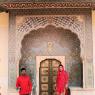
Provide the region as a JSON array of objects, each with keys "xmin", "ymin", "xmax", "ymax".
[
  {"xmin": 56, "ymin": 64, "xmax": 69, "ymax": 95},
  {"xmin": 16, "ymin": 68, "xmax": 32, "ymax": 95}
]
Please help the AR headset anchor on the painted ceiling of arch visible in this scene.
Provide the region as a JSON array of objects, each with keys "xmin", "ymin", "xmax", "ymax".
[{"xmin": 0, "ymin": 0, "xmax": 95, "ymax": 2}]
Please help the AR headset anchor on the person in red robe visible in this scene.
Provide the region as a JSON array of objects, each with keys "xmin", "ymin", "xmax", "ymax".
[
  {"xmin": 16, "ymin": 68, "xmax": 32, "ymax": 95},
  {"xmin": 56, "ymin": 64, "xmax": 69, "ymax": 95}
]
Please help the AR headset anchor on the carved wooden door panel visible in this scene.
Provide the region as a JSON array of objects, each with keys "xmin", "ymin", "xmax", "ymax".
[{"xmin": 39, "ymin": 59, "xmax": 61, "ymax": 95}]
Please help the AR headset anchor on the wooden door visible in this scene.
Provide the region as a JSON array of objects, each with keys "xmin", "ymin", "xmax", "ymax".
[{"xmin": 39, "ymin": 59, "xmax": 61, "ymax": 95}]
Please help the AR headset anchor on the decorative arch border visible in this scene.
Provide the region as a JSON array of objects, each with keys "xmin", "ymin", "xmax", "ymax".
[
  {"xmin": 16, "ymin": 15, "xmax": 85, "ymax": 60},
  {"xmin": 15, "ymin": 15, "xmax": 85, "ymax": 89}
]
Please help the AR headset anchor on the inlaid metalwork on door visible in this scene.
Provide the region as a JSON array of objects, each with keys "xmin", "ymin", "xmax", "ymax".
[{"xmin": 39, "ymin": 59, "xmax": 61, "ymax": 95}]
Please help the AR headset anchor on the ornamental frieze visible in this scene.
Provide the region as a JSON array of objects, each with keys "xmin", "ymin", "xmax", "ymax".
[{"xmin": 0, "ymin": 2, "xmax": 95, "ymax": 9}]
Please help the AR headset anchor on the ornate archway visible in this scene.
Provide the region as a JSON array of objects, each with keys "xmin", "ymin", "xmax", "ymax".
[
  {"xmin": 8, "ymin": 10, "xmax": 93, "ymax": 92},
  {"xmin": 18, "ymin": 25, "xmax": 83, "ymax": 95}
]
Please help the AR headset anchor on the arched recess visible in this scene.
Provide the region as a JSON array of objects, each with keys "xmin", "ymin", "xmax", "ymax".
[{"xmin": 19, "ymin": 25, "xmax": 83, "ymax": 95}]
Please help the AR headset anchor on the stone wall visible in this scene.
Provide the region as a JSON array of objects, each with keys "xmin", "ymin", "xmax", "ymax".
[{"xmin": 0, "ymin": 12, "xmax": 8, "ymax": 95}]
